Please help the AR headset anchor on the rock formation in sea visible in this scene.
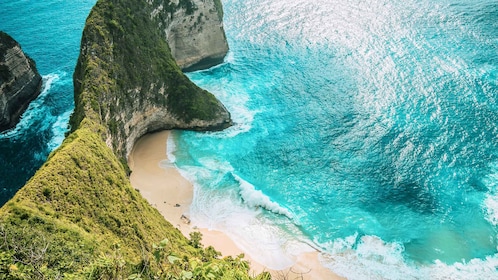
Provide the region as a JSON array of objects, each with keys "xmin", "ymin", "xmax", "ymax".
[
  {"xmin": 162, "ymin": 0, "xmax": 229, "ymax": 71},
  {"xmin": 0, "ymin": 1, "xmax": 262, "ymax": 279},
  {"xmin": 0, "ymin": 31, "xmax": 42, "ymax": 132},
  {"xmin": 71, "ymin": 0, "xmax": 232, "ymax": 161}
]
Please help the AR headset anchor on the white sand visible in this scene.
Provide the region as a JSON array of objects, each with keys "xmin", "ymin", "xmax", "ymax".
[{"xmin": 128, "ymin": 131, "xmax": 345, "ymax": 280}]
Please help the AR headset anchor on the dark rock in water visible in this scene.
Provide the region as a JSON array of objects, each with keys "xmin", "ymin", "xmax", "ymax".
[{"xmin": 0, "ymin": 31, "xmax": 42, "ymax": 132}]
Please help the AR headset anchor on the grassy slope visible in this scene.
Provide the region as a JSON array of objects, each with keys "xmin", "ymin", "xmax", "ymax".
[
  {"xmin": 1, "ymin": 122, "xmax": 170, "ymax": 275},
  {"xmin": 0, "ymin": 0, "xmax": 265, "ymax": 279},
  {"xmin": 1, "ymin": 119, "xmax": 268, "ymax": 279}
]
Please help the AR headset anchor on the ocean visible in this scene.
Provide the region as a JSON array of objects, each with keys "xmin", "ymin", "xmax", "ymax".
[{"xmin": 2, "ymin": 0, "xmax": 498, "ymax": 279}]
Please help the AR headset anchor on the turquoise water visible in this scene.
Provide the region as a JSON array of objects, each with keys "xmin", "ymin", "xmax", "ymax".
[
  {"xmin": 1, "ymin": 0, "xmax": 497, "ymax": 278},
  {"xmin": 0, "ymin": 0, "xmax": 96, "ymax": 204},
  {"xmin": 171, "ymin": 0, "xmax": 498, "ymax": 278}
]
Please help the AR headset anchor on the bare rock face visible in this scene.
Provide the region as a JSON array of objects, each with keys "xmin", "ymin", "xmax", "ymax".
[
  {"xmin": 153, "ymin": 0, "xmax": 229, "ymax": 71},
  {"xmin": 72, "ymin": 0, "xmax": 232, "ymax": 161},
  {"xmin": 0, "ymin": 31, "xmax": 42, "ymax": 132}
]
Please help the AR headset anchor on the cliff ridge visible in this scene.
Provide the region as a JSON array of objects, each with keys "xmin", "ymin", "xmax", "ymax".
[
  {"xmin": 156, "ymin": 0, "xmax": 229, "ymax": 71},
  {"xmin": 71, "ymin": 0, "xmax": 232, "ymax": 161}
]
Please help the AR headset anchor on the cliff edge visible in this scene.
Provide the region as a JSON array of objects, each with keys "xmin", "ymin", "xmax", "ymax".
[
  {"xmin": 0, "ymin": 1, "xmax": 266, "ymax": 279},
  {"xmin": 160, "ymin": 0, "xmax": 229, "ymax": 71},
  {"xmin": 0, "ymin": 31, "xmax": 42, "ymax": 132},
  {"xmin": 71, "ymin": 0, "xmax": 232, "ymax": 161}
]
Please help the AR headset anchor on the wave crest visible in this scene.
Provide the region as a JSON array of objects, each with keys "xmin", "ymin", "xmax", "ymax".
[
  {"xmin": 0, "ymin": 73, "xmax": 60, "ymax": 138},
  {"xmin": 235, "ymin": 174, "xmax": 293, "ymax": 218}
]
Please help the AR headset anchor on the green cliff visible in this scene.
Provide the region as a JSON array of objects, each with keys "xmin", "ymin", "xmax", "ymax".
[
  {"xmin": 71, "ymin": 0, "xmax": 232, "ymax": 162},
  {"xmin": 0, "ymin": 0, "xmax": 267, "ymax": 279}
]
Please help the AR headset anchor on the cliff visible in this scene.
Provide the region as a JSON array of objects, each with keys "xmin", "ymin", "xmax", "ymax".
[
  {"xmin": 71, "ymin": 0, "xmax": 232, "ymax": 162},
  {"xmin": 159, "ymin": 0, "xmax": 229, "ymax": 71},
  {"xmin": 0, "ymin": 31, "xmax": 42, "ymax": 132},
  {"xmin": 0, "ymin": 0, "xmax": 266, "ymax": 279}
]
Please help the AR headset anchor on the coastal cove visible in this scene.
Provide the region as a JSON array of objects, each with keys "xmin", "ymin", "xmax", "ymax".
[
  {"xmin": 0, "ymin": 0, "xmax": 497, "ymax": 279},
  {"xmin": 171, "ymin": 0, "xmax": 498, "ymax": 278},
  {"xmin": 128, "ymin": 130, "xmax": 344, "ymax": 279},
  {"xmin": 0, "ymin": 0, "xmax": 267, "ymax": 279}
]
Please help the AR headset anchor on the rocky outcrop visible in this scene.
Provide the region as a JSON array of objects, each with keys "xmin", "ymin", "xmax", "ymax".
[
  {"xmin": 0, "ymin": 31, "xmax": 42, "ymax": 132},
  {"xmin": 0, "ymin": 1, "xmax": 266, "ymax": 278},
  {"xmin": 71, "ymin": 0, "xmax": 232, "ymax": 161},
  {"xmin": 152, "ymin": 0, "xmax": 229, "ymax": 71}
]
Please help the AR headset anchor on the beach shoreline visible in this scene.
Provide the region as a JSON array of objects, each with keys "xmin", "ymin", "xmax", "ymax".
[{"xmin": 128, "ymin": 130, "xmax": 344, "ymax": 280}]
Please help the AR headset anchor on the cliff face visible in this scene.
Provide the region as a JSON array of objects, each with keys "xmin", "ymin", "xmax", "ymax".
[
  {"xmin": 71, "ymin": 0, "xmax": 232, "ymax": 161},
  {"xmin": 0, "ymin": 31, "xmax": 42, "ymax": 132},
  {"xmin": 0, "ymin": 1, "xmax": 261, "ymax": 278},
  {"xmin": 155, "ymin": 0, "xmax": 229, "ymax": 71}
]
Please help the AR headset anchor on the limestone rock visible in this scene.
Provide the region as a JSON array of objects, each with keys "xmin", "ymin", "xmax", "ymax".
[
  {"xmin": 71, "ymin": 0, "xmax": 232, "ymax": 161},
  {"xmin": 0, "ymin": 31, "xmax": 42, "ymax": 132},
  {"xmin": 155, "ymin": 0, "xmax": 229, "ymax": 71}
]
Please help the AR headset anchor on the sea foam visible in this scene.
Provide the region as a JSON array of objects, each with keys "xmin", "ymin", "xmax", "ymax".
[
  {"xmin": 172, "ymin": 156, "xmax": 312, "ymax": 270},
  {"xmin": 483, "ymin": 162, "xmax": 498, "ymax": 227},
  {"xmin": 0, "ymin": 73, "xmax": 60, "ymax": 138},
  {"xmin": 186, "ymin": 61, "xmax": 258, "ymax": 139},
  {"xmin": 320, "ymin": 234, "xmax": 498, "ymax": 280},
  {"xmin": 172, "ymin": 0, "xmax": 498, "ymax": 278},
  {"xmin": 47, "ymin": 109, "xmax": 71, "ymax": 150},
  {"xmin": 235, "ymin": 174, "xmax": 293, "ymax": 218}
]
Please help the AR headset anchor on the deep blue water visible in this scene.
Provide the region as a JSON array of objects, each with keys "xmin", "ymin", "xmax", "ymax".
[
  {"xmin": 1, "ymin": 0, "xmax": 497, "ymax": 278},
  {"xmin": 172, "ymin": 0, "xmax": 498, "ymax": 278},
  {"xmin": 0, "ymin": 0, "xmax": 96, "ymax": 205}
]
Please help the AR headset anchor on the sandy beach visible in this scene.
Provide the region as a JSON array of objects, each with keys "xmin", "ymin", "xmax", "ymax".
[{"xmin": 128, "ymin": 130, "xmax": 344, "ymax": 280}]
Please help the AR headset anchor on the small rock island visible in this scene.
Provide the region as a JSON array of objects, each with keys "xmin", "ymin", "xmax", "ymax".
[{"xmin": 0, "ymin": 31, "xmax": 42, "ymax": 132}]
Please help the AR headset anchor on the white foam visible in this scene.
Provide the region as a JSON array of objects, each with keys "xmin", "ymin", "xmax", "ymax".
[
  {"xmin": 188, "ymin": 177, "xmax": 312, "ymax": 269},
  {"xmin": 224, "ymin": 49, "xmax": 235, "ymax": 65},
  {"xmin": 0, "ymin": 73, "xmax": 60, "ymax": 138},
  {"xmin": 47, "ymin": 108, "xmax": 72, "ymax": 151},
  {"xmin": 235, "ymin": 174, "xmax": 293, "ymax": 218},
  {"xmin": 166, "ymin": 131, "xmax": 177, "ymax": 163},
  {"xmin": 197, "ymin": 157, "xmax": 235, "ymax": 173},
  {"xmin": 483, "ymin": 162, "xmax": 498, "ymax": 226},
  {"xmin": 186, "ymin": 70, "xmax": 258, "ymax": 138},
  {"xmin": 320, "ymin": 234, "xmax": 498, "ymax": 280},
  {"xmin": 174, "ymin": 160, "xmax": 312, "ymax": 270},
  {"xmin": 484, "ymin": 195, "xmax": 498, "ymax": 227},
  {"xmin": 175, "ymin": 155, "xmax": 498, "ymax": 278},
  {"xmin": 209, "ymin": 92, "xmax": 258, "ymax": 138}
]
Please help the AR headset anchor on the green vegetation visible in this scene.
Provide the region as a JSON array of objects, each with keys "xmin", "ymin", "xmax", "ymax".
[
  {"xmin": 71, "ymin": 0, "xmax": 231, "ymax": 160},
  {"xmin": 179, "ymin": 0, "xmax": 198, "ymax": 15},
  {"xmin": 0, "ymin": 0, "xmax": 257, "ymax": 278},
  {"xmin": 213, "ymin": 0, "xmax": 224, "ymax": 21},
  {"xmin": 0, "ymin": 119, "xmax": 268, "ymax": 279}
]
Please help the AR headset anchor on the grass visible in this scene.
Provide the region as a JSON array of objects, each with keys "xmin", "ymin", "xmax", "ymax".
[
  {"xmin": 0, "ymin": 0, "xmax": 260, "ymax": 278},
  {"xmin": 0, "ymin": 118, "xmax": 268, "ymax": 279},
  {"xmin": 71, "ymin": 0, "xmax": 231, "ymax": 161}
]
